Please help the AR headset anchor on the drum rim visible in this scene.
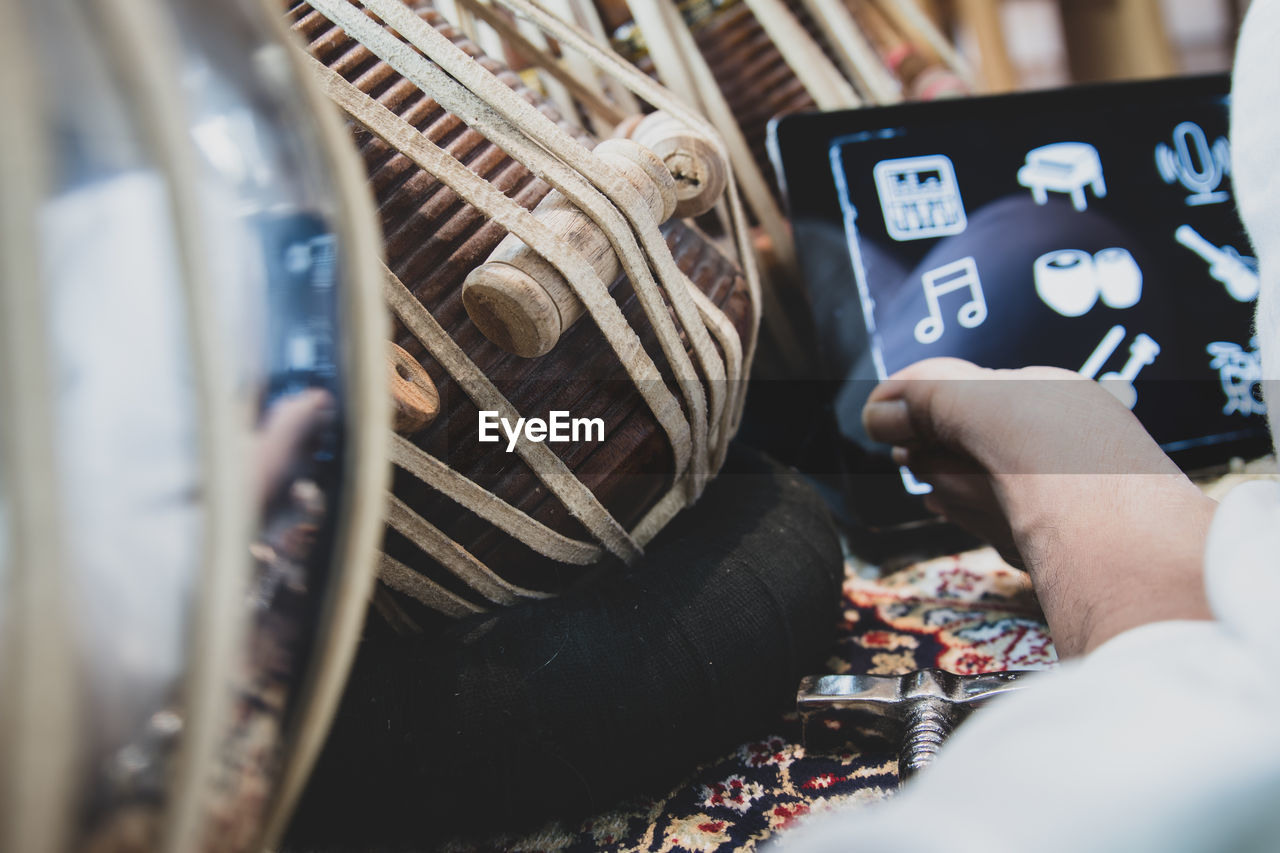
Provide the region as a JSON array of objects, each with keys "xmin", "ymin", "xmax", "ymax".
[{"xmin": 257, "ymin": 6, "xmax": 391, "ymax": 848}]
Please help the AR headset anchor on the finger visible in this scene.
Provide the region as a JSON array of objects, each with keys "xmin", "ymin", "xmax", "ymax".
[
  {"xmin": 893, "ymin": 446, "xmax": 993, "ymax": 508},
  {"xmin": 862, "ymin": 398, "xmax": 914, "ymax": 445},
  {"xmin": 870, "ymin": 357, "xmax": 989, "ymax": 402},
  {"xmin": 893, "ymin": 444, "xmax": 1019, "ymax": 547},
  {"xmin": 863, "ymin": 358, "xmax": 989, "ymax": 448},
  {"xmin": 254, "ymin": 388, "xmax": 335, "ymax": 510}
]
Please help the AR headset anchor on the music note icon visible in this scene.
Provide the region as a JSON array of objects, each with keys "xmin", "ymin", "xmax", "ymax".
[{"xmin": 913, "ymin": 256, "xmax": 988, "ymax": 345}]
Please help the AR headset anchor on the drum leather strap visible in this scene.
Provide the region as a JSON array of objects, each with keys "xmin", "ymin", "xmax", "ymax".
[
  {"xmin": 800, "ymin": 0, "xmax": 902, "ymax": 104},
  {"xmin": 383, "ymin": 262, "xmax": 638, "ymax": 562},
  {"xmin": 495, "ymin": 0, "xmax": 765, "ymax": 393},
  {"xmin": 876, "ymin": 0, "xmax": 980, "ymax": 90},
  {"xmin": 618, "ymin": 0, "xmax": 809, "ymax": 370},
  {"xmin": 93, "ymin": 0, "xmax": 253, "ymax": 849},
  {"xmin": 388, "ymin": 434, "xmax": 602, "ymax": 566},
  {"xmin": 301, "ymin": 0, "xmax": 765, "ymax": 612},
  {"xmin": 375, "ymin": 552, "xmax": 484, "ymax": 618},
  {"xmin": 383, "ymin": 495, "xmax": 548, "ymax": 605},
  {"xmin": 454, "ymin": 0, "xmax": 628, "ymax": 128},
  {"xmin": 744, "ymin": 0, "xmax": 864, "ymax": 109},
  {"xmin": 310, "ymin": 8, "xmax": 704, "ymax": 450},
  {"xmin": 623, "ymin": 0, "xmax": 795, "ymax": 270},
  {"xmin": 0, "ymin": 2, "xmax": 79, "ymax": 849},
  {"xmin": 345, "ymin": 0, "xmax": 728, "ymax": 491}
]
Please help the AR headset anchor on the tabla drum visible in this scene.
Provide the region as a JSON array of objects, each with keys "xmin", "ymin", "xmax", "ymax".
[{"xmin": 285, "ymin": 0, "xmax": 760, "ymax": 628}]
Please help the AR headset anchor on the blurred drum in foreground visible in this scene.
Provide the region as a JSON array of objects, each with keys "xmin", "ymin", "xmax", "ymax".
[{"xmin": 0, "ymin": 0, "xmax": 387, "ymax": 851}]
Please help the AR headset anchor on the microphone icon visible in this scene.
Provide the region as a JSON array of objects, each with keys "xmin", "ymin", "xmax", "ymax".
[{"xmin": 1155, "ymin": 121, "xmax": 1232, "ymax": 206}]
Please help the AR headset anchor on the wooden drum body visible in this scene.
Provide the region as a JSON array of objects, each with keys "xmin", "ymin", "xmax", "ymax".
[{"xmin": 286, "ymin": 1, "xmax": 758, "ymax": 622}]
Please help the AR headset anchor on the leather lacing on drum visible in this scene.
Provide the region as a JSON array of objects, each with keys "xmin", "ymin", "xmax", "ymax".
[
  {"xmin": 300, "ymin": 0, "xmax": 761, "ymax": 616},
  {"xmin": 583, "ymin": 0, "xmax": 974, "ymax": 367}
]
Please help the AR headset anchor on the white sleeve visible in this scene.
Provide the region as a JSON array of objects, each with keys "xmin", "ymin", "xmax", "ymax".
[
  {"xmin": 1232, "ymin": 0, "xmax": 1280, "ymax": 408},
  {"xmin": 776, "ymin": 481, "xmax": 1280, "ymax": 853}
]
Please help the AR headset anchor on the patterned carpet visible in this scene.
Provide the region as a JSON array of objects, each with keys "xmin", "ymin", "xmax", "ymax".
[{"xmin": 442, "ymin": 547, "xmax": 1059, "ymax": 852}]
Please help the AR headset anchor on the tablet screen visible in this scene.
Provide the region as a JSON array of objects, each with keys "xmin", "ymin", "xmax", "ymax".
[{"xmin": 772, "ymin": 76, "xmax": 1268, "ymax": 523}]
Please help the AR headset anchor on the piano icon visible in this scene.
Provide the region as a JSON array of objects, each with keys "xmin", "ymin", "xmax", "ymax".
[
  {"xmin": 873, "ymin": 154, "xmax": 968, "ymax": 242},
  {"xmin": 1017, "ymin": 142, "xmax": 1107, "ymax": 212}
]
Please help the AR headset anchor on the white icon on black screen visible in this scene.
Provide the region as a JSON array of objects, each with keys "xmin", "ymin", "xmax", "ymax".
[
  {"xmin": 1207, "ymin": 340, "xmax": 1266, "ymax": 417},
  {"xmin": 913, "ymin": 256, "xmax": 987, "ymax": 344},
  {"xmin": 1175, "ymin": 225, "xmax": 1259, "ymax": 302},
  {"xmin": 1018, "ymin": 142, "xmax": 1107, "ymax": 212},
  {"xmin": 1079, "ymin": 325, "xmax": 1160, "ymax": 410},
  {"xmin": 1033, "ymin": 248, "xmax": 1142, "ymax": 317},
  {"xmin": 1156, "ymin": 122, "xmax": 1231, "ymax": 207},
  {"xmin": 873, "ymin": 154, "xmax": 968, "ymax": 242}
]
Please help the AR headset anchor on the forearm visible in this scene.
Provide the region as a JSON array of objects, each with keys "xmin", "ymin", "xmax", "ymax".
[{"xmin": 1004, "ymin": 473, "xmax": 1216, "ymax": 657}]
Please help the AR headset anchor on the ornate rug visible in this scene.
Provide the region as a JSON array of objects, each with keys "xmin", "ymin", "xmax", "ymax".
[{"xmin": 442, "ymin": 547, "xmax": 1058, "ymax": 852}]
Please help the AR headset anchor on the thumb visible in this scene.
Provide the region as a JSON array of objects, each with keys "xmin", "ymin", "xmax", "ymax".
[{"xmin": 862, "ymin": 357, "xmax": 990, "ymax": 449}]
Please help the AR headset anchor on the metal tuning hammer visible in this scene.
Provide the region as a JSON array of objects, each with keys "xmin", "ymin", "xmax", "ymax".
[{"xmin": 796, "ymin": 669, "xmax": 1035, "ymax": 784}]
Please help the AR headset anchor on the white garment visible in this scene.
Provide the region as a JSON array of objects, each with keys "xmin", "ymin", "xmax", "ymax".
[
  {"xmin": 779, "ymin": 484, "xmax": 1280, "ymax": 853},
  {"xmin": 778, "ymin": 3, "xmax": 1280, "ymax": 850}
]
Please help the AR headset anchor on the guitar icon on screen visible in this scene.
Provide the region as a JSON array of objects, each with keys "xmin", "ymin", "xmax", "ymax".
[
  {"xmin": 1079, "ymin": 325, "xmax": 1160, "ymax": 410},
  {"xmin": 1174, "ymin": 225, "xmax": 1260, "ymax": 302}
]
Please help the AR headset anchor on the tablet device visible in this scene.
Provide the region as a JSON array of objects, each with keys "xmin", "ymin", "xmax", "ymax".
[{"xmin": 770, "ymin": 75, "xmax": 1269, "ymax": 536}]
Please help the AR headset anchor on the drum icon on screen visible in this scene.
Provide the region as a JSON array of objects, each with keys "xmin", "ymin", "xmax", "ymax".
[{"xmin": 1034, "ymin": 247, "xmax": 1143, "ymax": 317}]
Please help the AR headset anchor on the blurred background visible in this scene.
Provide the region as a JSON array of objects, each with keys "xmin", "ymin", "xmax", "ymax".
[{"xmin": 933, "ymin": 0, "xmax": 1251, "ymax": 90}]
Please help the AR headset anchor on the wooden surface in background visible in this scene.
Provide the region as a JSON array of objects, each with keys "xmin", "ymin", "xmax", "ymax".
[
  {"xmin": 1058, "ymin": 0, "xmax": 1176, "ymax": 82},
  {"xmin": 944, "ymin": 0, "xmax": 1185, "ymax": 89},
  {"xmin": 955, "ymin": 0, "xmax": 1018, "ymax": 91}
]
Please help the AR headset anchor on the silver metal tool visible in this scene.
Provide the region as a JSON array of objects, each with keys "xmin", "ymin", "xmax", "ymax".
[{"xmin": 797, "ymin": 669, "xmax": 1035, "ymax": 783}]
